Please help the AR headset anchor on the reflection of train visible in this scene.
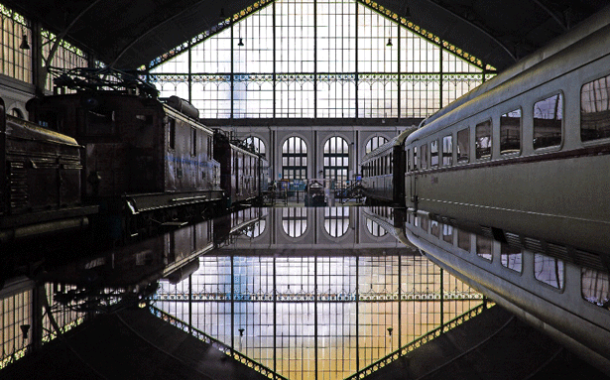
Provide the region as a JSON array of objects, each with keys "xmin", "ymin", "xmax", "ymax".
[
  {"xmin": 403, "ymin": 211, "xmax": 610, "ymax": 375},
  {"xmin": 1, "ymin": 68, "xmax": 268, "ymax": 244},
  {"xmin": 363, "ymin": 11, "xmax": 610, "ymax": 255},
  {"xmin": 361, "ymin": 206, "xmax": 410, "ymax": 247},
  {"xmin": 39, "ymin": 218, "xmax": 215, "ymax": 290}
]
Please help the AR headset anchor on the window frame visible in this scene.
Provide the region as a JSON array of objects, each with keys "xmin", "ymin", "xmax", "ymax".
[
  {"xmin": 580, "ymin": 74, "xmax": 610, "ymax": 144},
  {"xmin": 456, "ymin": 127, "xmax": 470, "ymax": 164},
  {"xmin": 499, "ymin": 108, "xmax": 522, "ymax": 156},
  {"xmin": 533, "ymin": 92, "xmax": 564, "ymax": 151},
  {"xmin": 475, "ymin": 119, "xmax": 492, "ymax": 160}
]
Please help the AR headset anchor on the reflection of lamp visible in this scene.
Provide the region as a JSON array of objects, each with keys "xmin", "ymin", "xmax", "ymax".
[
  {"xmin": 20, "ymin": 34, "xmax": 30, "ymax": 50},
  {"xmin": 21, "ymin": 324, "xmax": 30, "ymax": 340}
]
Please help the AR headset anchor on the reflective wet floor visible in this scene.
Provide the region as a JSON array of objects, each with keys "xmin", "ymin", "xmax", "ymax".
[{"xmin": 2, "ymin": 206, "xmax": 609, "ymax": 379}]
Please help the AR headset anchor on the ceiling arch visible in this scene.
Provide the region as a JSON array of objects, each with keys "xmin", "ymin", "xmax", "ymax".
[{"xmin": 5, "ymin": 0, "xmax": 608, "ymax": 71}]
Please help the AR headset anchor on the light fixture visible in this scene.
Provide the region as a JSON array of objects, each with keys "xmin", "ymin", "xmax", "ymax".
[
  {"xmin": 405, "ymin": 6, "xmax": 411, "ymax": 19},
  {"xmin": 220, "ymin": 8, "xmax": 225, "ymax": 18},
  {"xmin": 386, "ymin": 38, "xmax": 393, "ymax": 47},
  {"xmin": 20, "ymin": 34, "xmax": 30, "ymax": 50},
  {"xmin": 237, "ymin": 22, "xmax": 244, "ymax": 47}
]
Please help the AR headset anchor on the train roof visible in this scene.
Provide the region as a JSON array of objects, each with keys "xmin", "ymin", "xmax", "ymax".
[
  {"xmin": 362, "ymin": 127, "xmax": 418, "ymax": 162},
  {"xmin": 5, "ymin": 115, "xmax": 80, "ymax": 147},
  {"xmin": 409, "ymin": 6, "xmax": 610, "ymax": 143}
]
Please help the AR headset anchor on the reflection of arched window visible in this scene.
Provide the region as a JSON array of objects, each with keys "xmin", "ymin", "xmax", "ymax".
[
  {"xmin": 245, "ymin": 220, "xmax": 266, "ymax": 238},
  {"xmin": 366, "ymin": 218, "xmax": 387, "ymax": 237},
  {"xmin": 365, "ymin": 136, "xmax": 388, "ymax": 154},
  {"xmin": 243, "ymin": 136, "xmax": 266, "ymax": 156},
  {"xmin": 324, "ymin": 207, "xmax": 349, "ymax": 237},
  {"xmin": 323, "ymin": 137, "xmax": 349, "ymax": 186},
  {"xmin": 282, "ymin": 137, "xmax": 307, "ymax": 180},
  {"xmin": 282, "ymin": 208, "xmax": 307, "ymax": 237}
]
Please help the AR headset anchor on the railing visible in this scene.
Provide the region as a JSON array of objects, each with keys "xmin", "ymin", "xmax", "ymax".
[
  {"xmin": 149, "ymin": 305, "xmax": 289, "ymax": 380},
  {"xmin": 344, "ymin": 303, "xmax": 489, "ymax": 380}
]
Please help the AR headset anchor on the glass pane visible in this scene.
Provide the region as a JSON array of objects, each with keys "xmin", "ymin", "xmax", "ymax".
[
  {"xmin": 475, "ymin": 121, "xmax": 492, "ymax": 159},
  {"xmin": 500, "ymin": 109, "xmax": 521, "ymax": 154},
  {"xmin": 442, "ymin": 135, "xmax": 452, "ymax": 166},
  {"xmin": 430, "ymin": 140, "xmax": 439, "ymax": 167},
  {"xmin": 534, "ymin": 254, "xmax": 564, "ymax": 289},
  {"xmin": 457, "ymin": 128, "xmax": 469, "ymax": 163},
  {"xmin": 500, "ymin": 243, "xmax": 522, "ymax": 273},
  {"xmin": 581, "ymin": 75, "xmax": 610, "ymax": 142},
  {"xmin": 533, "ymin": 94, "xmax": 563, "ymax": 149},
  {"xmin": 476, "ymin": 235, "xmax": 492, "ymax": 261}
]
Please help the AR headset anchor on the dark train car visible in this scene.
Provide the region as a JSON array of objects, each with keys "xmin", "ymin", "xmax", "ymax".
[
  {"xmin": 38, "ymin": 219, "xmax": 214, "ymax": 290},
  {"xmin": 0, "ymin": 97, "xmax": 97, "ymax": 243},
  {"xmin": 213, "ymin": 131, "xmax": 266, "ymax": 207},
  {"xmin": 26, "ymin": 70, "xmax": 223, "ymax": 239},
  {"xmin": 361, "ymin": 127, "xmax": 416, "ymax": 205}
]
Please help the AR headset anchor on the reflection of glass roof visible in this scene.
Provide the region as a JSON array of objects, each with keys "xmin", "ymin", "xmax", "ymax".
[{"xmin": 155, "ymin": 254, "xmax": 482, "ymax": 380}]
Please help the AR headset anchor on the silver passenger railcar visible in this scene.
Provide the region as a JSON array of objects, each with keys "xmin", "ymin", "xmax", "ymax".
[{"xmin": 404, "ymin": 8, "xmax": 610, "ymax": 255}]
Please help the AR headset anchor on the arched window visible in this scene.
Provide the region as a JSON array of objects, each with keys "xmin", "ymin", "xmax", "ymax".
[
  {"xmin": 282, "ymin": 208, "xmax": 307, "ymax": 238},
  {"xmin": 324, "ymin": 207, "xmax": 349, "ymax": 238},
  {"xmin": 243, "ymin": 136, "xmax": 266, "ymax": 156},
  {"xmin": 365, "ymin": 136, "xmax": 388, "ymax": 154},
  {"xmin": 323, "ymin": 136, "xmax": 349, "ymax": 186},
  {"xmin": 282, "ymin": 137, "xmax": 307, "ymax": 180}
]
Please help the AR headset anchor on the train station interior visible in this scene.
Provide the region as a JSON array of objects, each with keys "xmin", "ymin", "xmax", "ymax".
[{"xmin": 1, "ymin": 0, "xmax": 610, "ymax": 379}]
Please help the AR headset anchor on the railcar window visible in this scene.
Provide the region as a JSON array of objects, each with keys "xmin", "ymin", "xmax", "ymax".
[
  {"xmin": 534, "ymin": 254, "xmax": 564, "ymax": 289},
  {"xmin": 533, "ymin": 94, "xmax": 563, "ymax": 149},
  {"xmin": 192, "ymin": 129, "xmax": 197, "ymax": 156},
  {"xmin": 430, "ymin": 220, "xmax": 440, "ymax": 237},
  {"xmin": 430, "ymin": 140, "xmax": 439, "ymax": 167},
  {"xmin": 442, "ymin": 224, "xmax": 453, "ymax": 243},
  {"xmin": 476, "ymin": 235, "xmax": 493, "ymax": 261},
  {"xmin": 457, "ymin": 128, "xmax": 469, "ymax": 163},
  {"xmin": 475, "ymin": 121, "xmax": 492, "ymax": 159},
  {"xmin": 442, "ymin": 135, "xmax": 452, "ymax": 166},
  {"xmin": 500, "ymin": 243, "xmax": 523, "ymax": 273},
  {"xmin": 581, "ymin": 268, "xmax": 610, "ymax": 310},
  {"xmin": 413, "ymin": 146, "xmax": 418, "ymax": 170},
  {"xmin": 581, "ymin": 75, "xmax": 610, "ymax": 142},
  {"xmin": 500, "ymin": 109, "xmax": 521, "ymax": 154},
  {"xmin": 457, "ymin": 229, "xmax": 470, "ymax": 252},
  {"xmin": 420, "ymin": 144, "xmax": 428, "ymax": 169},
  {"xmin": 169, "ymin": 119, "xmax": 176, "ymax": 150}
]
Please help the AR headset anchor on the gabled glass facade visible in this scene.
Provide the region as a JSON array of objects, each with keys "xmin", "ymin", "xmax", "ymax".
[{"xmin": 149, "ymin": 0, "xmax": 494, "ymax": 120}]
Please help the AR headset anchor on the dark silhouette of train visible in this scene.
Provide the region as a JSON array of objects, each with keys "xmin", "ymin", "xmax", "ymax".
[{"xmin": 1, "ymin": 68, "xmax": 268, "ymax": 245}]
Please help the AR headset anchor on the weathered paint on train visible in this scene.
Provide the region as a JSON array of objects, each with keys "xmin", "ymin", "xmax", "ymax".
[{"xmin": 0, "ymin": 97, "xmax": 97, "ymax": 242}]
